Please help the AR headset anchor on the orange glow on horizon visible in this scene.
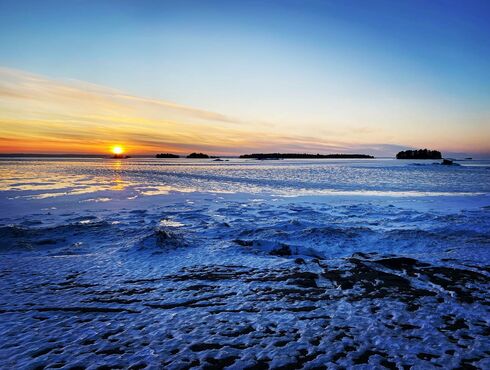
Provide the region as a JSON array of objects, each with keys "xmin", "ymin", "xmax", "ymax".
[{"xmin": 1, "ymin": 68, "xmax": 488, "ymax": 158}]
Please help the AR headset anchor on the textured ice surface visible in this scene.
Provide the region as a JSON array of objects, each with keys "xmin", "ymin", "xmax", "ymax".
[{"xmin": 0, "ymin": 158, "xmax": 489, "ymax": 369}]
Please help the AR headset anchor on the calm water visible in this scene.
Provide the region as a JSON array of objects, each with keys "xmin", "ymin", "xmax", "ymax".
[{"xmin": 1, "ymin": 157, "xmax": 489, "ymax": 199}]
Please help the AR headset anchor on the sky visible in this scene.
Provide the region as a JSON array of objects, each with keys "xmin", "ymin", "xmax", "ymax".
[{"xmin": 0, "ymin": 0, "xmax": 489, "ymax": 157}]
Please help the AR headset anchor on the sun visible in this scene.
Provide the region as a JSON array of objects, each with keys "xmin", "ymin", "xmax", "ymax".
[{"xmin": 111, "ymin": 145, "xmax": 124, "ymax": 155}]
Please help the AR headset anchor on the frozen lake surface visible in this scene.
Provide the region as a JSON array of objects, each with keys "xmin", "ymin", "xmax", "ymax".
[{"xmin": 0, "ymin": 158, "xmax": 489, "ymax": 369}]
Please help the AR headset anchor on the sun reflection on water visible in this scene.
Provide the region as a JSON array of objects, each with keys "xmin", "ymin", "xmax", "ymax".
[{"xmin": 110, "ymin": 160, "xmax": 126, "ymax": 191}]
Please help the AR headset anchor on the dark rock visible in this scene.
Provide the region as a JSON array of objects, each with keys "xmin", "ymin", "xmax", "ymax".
[
  {"xmin": 353, "ymin": 350, "xmax": 386, "ymax": 365},
  {"xmin": 323, "ymin": 257, "xmax": 437, "ymax": 305},
  {"xmin": 375, "ymin": 257, "xmax": 429, "ymax": 273},
  {"xmin": 287, "ymin": 271, "xmax": 318, "ymax": 288},
  {"xmin": 189, "ymin": 342, "xmax": 223, "ymax": 352},
  {"xmin": 269, "ymin": 244, "xmax": 292, "ymax": 256},
  {"xmin": 204, "ymin": 356, "xmax": 237, "ymax": 370},
  {"xmin": 233, "ymin": 239, "xmax": 253, "ymax": 247},
  {"xmin": 416, "ymin": 353, "xmax": 439, "ymax": 361},
  {"xmin": 140, "ymin": 227, "xmax": 187, "ymax": 250}
]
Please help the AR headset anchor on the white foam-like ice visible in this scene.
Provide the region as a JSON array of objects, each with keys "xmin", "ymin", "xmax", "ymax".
[{"xmin": 0, "ymin": 158, "xmax": 489, "ymax": 369}]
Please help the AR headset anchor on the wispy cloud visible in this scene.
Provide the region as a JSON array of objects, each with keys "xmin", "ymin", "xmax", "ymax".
[
  {"xmin": 0, "ymin": 67, "xmax": 365, "ymax": 155},
  {"xmin": 0, "ymin": 67, "xmax": 241, "ymax": 124},
  {"xmin": 1, "ymin": 67, "xmax": 488, "ymax": 157}
]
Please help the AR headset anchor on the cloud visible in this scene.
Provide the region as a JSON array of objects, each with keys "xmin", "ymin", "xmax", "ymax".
[
  {"xmin": 0, "ymin": 67, "xmax": 367, "ymax": 155},
  {"xmin": 2, "ymin": 66, "xmax": 487, "ymax": 157},
  {"xmin": 0, "ymin": 67, "xmax": 243, "ymax": 124}
]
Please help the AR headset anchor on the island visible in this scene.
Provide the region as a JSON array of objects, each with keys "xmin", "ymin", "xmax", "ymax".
[
  {"xmin": 396, "ymin": 149, "xmax": 442, "ymax": 160},
  {"xmin": 187, "ymin": 152, "xmax": 210, "ymax": 159},
  {"xmin": 155, "ymin": 153, "xmax": 180, "ymax": 158},
  {"xmin": 239, "ymin": 153, "xmax": 374, "ymax": 160}
]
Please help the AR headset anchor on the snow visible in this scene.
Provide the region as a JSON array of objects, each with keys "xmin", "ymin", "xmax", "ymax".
[{"xmin": 0, "ymin": 158, "xmax": 489, "ymax": 369}]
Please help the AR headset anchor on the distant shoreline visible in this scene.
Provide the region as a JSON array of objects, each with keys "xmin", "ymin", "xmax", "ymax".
[
  {"xmin": 0, "ymin": 153, "xmax": 375, "ymax": 159},
  {"xmin": 240, "ymin": 153, "xmax": 374, "ymax": 159},
  {"xmin": 1, "ymin": 154, "xmax": 487, "ymax": 160},
  {"xmin": 0, "ymin": 153, "xmax": 107, "ymax": 158}
]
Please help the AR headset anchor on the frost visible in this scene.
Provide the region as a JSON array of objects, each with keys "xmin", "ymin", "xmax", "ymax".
[{"xmin": 0, "ymin": 158, "xmax": 489, "ymax": 368}]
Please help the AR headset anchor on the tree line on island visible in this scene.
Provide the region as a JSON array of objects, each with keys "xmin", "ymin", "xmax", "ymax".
[
  {"xmin": 156, "ymin": 152, "xmax": 210, "ymax": 159},
  {"xmin": 396, "ymin": 149, "xmax": 442, "ymax": 160},
  {"xmin": 155, "ymin": 152, "xmax": 374, "ymax": 159},
  {"xmin": 0, "ymin": 148, "xmax": 458, "ymax": 161},
  {"xmin": 239, "ymin": 153, "xmax": 374, "ymax": 159},
  {"xmin": 396, "ymin": 149, "xmax": 458, "ymax": 165},
  {"xmin": 155, "ymin": 148, "xmax": 453, "ymax": 163}
]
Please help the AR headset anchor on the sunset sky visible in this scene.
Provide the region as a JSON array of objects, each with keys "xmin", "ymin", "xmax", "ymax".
[{"xmin": 0, "ymin": 0, "xmax": 489, "ymax": 157}]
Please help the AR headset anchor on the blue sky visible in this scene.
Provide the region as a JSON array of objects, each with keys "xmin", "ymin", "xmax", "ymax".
[{"xmin": 0, "ymin": 0, "xmax": 489, "ymax": 156}]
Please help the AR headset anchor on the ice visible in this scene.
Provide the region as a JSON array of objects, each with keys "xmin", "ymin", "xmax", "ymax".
[{"xmin": 0, "ymin": 158, "xmax": 489, "ymax": 369}]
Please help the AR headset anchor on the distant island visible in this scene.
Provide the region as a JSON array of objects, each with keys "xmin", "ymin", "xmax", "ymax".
[
  {"xmin": 187, "ymin": 152, "xmax": 210, "ymax": 159},
  {"xmin": 240, "ymin": 153, "xmax": 374, "ymax": 160},
  {"xmin": 155, "ymin": 153, "xmax": 180, "ymax": 158},
  {"xmin": 396, "ymin": 149, "xmax": 442, "ymax": 160}
]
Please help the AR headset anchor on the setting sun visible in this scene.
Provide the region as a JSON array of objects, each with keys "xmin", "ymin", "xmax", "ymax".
[{"xmin": 111, "ymin": 145, "xmax": 124, "ymax": 155}]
